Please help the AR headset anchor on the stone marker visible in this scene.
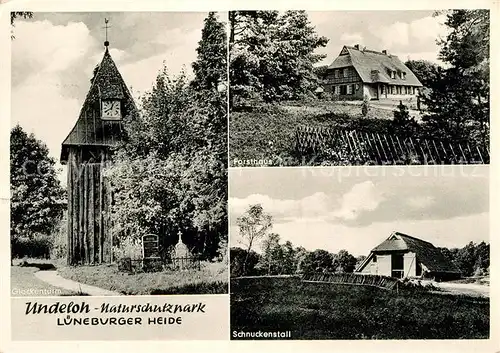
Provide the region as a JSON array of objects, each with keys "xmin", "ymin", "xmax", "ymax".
[
  {"xmin": 174, "ymin": 231, "xmax": 192, "ymax": 269},
  {"xmin": 142, "ymin": 234, "xmax": 162, "ymax": 272}
]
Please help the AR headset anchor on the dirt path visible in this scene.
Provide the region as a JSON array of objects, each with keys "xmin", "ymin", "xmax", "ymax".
[
  {"xmin": 432, "ymin": 281, "xmax": 489, "ymax": 298},
  {"xmin": 35, "ymin": 270, "xmax": 120, "ymax": 296}
]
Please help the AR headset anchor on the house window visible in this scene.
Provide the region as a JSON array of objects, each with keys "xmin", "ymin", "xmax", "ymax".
[
  {"xmin": 402, "ymin": 72, "xmax": 407, "ymax": 80},
  {"xmin": 340, "ymin": 85, "xmax": 347, "ymax": 95},
  {"xmin": 343, "ymin": 67, "xmax": 349, "ymax": 78},
  {"xmin": 335, "ymin": 70, "xmax": 339, "ymax": 78},
  {"xmin": 373, "ymin": 255, "xmax": 377, "ymax": 263}
]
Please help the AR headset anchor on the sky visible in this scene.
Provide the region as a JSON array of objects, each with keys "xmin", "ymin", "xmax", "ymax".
[
  {"xmin": 229, "ymin": 166, "xmax": 489, "ymax": 256},
  {"xmin": 308, "ymin": 10, "xmax": 449, "ymax": 66},
  {"xmin": 11, "ymin": 12, "xmax": 220, "ymax": 184}
]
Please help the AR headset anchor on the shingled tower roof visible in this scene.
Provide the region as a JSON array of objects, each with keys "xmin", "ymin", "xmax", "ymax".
[{"xmin": 60, "ymin": 47, "xmax": 137, "ymax": 163}]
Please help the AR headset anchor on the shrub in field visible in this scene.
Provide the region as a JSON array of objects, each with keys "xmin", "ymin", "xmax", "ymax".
[
  {"xmin": 392, "ymin": 101, "xmax": 420, "ymax": 139},
  {"xmin": 230, "ymin": 247, "xmax": 261, "ymax": 277}
]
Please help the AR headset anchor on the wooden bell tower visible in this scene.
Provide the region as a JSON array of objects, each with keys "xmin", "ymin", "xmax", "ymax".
[{"xmin": 60, "ymin": 22, "xmax": 137, "ymax": 265}]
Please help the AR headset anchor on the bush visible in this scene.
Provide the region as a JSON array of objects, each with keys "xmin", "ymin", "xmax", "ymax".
[
  {"xmin": 113, "ymin": 237, "xmax": 142, "ymax": 260},
  {"xmin": 12, "ymin": 233, "xmax": 53, "ymax": 259},
  {"xmin": 392, "ymin": 101, "xmax": 420, "ymax": 138},
  {"xmin": 50, "ymin": 217, "xmax": 67, "ymax": 260},
  {"xmin": 230, "ymin": 247, "xmax": 261, "ymax": 277}
]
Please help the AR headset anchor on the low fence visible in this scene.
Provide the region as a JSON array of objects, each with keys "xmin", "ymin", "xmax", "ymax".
[
  {"xmin": 301, "ymin": 272, "xmax": 400, "ymax": 290},
  {"xmin": 118, "ymin": 256, "xmax": 201, "ymax": 273},
  {"xmin": 295, "ymin": 126, "xmax": 489, "ymax": 165}
]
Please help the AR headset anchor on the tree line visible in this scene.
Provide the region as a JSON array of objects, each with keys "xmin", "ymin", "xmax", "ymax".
[
  {"xmin": 231, "ymin": 204, "xmax": 362, "ymax": 277},
  {"xmin": 439, "ymin": 241, "xmax": 489, "ymax": 277},
  {"xmin": 231, "ymin": 204, "xmax": 489, "ymax": 278}
]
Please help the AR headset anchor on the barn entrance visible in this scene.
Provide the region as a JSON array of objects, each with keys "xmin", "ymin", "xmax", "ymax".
[{"xmin": 391, "ymin": 253, "xmax": 404, "ymax": 278}]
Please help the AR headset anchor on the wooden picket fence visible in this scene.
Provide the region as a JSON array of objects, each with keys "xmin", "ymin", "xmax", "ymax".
[
  {"xmin": 301, "ymin": 272, "xmax": 400, "ymax": 290},
  {"xmin": 295, "ymin": 126, "xmax": 489, "ymax": 165}
]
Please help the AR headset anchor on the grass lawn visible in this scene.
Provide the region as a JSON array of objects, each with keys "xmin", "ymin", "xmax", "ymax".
[
  {"xmin": 58, "ymin": 261, "xmax": 228, "ymax": 295},
  {"xmin": 11, "ymin": 259, "xmax": 81, "ymax": 296},
  {"xmin": 230, "ymin": 276, "xmax": 489, "ymax": 340},
  {"xmin": 229, "ymin": 101, "xmax": 399, "ymax": 166}
]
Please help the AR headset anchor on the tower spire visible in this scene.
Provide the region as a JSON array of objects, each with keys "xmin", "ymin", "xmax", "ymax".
[{"xmin": 103, "ymin": 18, "xmax": 111, "ymax": 48}]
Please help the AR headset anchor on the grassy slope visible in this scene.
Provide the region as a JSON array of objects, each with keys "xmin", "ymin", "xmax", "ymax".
[
  {"xmin": 58, "ymin": 261, "xmax": 228, "ymax": 295},
  {"xmin": 230, "ymin": 277, "xmax": 489, "ymax": 340},
  {"xmin": 229, "ymin": 101, "xmax": 395, "ymax": 166}
]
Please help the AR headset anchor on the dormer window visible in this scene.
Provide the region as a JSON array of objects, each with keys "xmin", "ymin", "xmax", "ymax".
[
  {"xmin": 402, "ymin": 72, "xmax": 407, "ymax": 80},
  {"xmin": 391, "ymin": 71, "xmax": 396, "ymax": 79},
  {"xmin": 101, "ymin": 99, "xmax": 121, "ymax": 120}
]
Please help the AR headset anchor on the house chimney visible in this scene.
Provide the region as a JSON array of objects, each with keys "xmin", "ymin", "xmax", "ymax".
[
  {"xmin": 354, "ymin": 44, "xmax": 360, "ymax": 50},
  {"xmin": 382, "ymin": 50, "xmax": 387, "ymax": 55}
]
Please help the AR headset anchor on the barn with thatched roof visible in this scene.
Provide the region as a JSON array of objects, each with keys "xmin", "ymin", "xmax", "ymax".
[
  {"xmin": 356, "ymin": 232, "xmax": 461, "ymax": 281},
  {"xmin": 322, "ymin": 45, "xmax": 423, "ymax": 100},
  {"xmin": 60, "ymin": 40, "xmax": 137, "ymax": 265}
]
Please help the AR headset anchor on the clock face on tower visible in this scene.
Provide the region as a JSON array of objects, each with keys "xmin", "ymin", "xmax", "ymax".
[{"xmin": 102, "ymin": 100, "xmax": 121, "ymax": 119}]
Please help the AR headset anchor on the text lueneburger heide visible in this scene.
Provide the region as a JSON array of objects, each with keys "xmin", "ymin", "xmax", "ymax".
[{"xmin": 24, "ymin": 301, "xmax": 207, "ymax": 326}]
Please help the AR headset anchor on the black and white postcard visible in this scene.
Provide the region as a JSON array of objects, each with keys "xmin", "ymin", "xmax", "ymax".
[
  {"xmin": 229, "ymin": 10, "xmax": 490, "ymax": 166},
  {"xmin": 8, "ymin": 11, "xmax": 229, "ymax": 340},
  {"xmin": 1, "ymin": 2, "xmax": 498, "ymax": 353},
  {"xmin": 229, "ymin": 166, "xmax": 489, "ymax": 339}
]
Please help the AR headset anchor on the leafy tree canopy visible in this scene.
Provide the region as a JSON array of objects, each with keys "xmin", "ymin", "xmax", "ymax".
[
  {"xmin": 10, "ymin": 125, "xmax": 65, "ymax": 241},
  {"xmin": 421, "ymin": 10, "xmax": 489, "ymax": 146},
  {"xmin": 229, "ymin": 10, "xmax": 328, "ymax": 104},
  {"xmin": 106, "ymin": 12, "xmax": 228, "ymax": 260}
]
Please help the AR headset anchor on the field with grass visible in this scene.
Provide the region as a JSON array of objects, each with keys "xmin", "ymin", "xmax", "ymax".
[
  {"xmin": 230, "ymin": 276, "xmax": 489, "ymax": 340},
  {"xmin": 58, "ymin": 261, "xmax": 228, "ymax": 295},
  {"xmin": 229, "ymin": 101, "xmax": 403, "ymax": 166}
]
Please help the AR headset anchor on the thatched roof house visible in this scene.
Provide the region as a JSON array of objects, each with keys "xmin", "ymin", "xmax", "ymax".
[
  {"xmin": 356, "ymin": 231, "xmax": 461, "ymax": 281},
  {"xmin": 322, "ymin": 45, "xmax": 423, "ymax": 100}
]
